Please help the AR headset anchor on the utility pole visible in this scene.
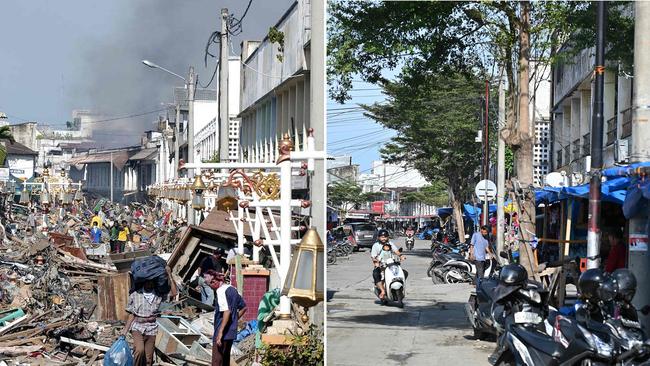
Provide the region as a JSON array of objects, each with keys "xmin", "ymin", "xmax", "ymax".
[
  {"xmin": 311, "ymin": 0, "xmax": 326, "ymax": 248},
  {"xmin": 110, "ymin": 151, "xmax": 114, "ymax": 202},
  {"xmin": 174, "ymin": 105, "xmax": 180, "ymax": 179},
  {"xmin": 629, "ymin": 0, "xmax": 650, "ymax": 330},
  {"xmin": 586, "ymin": 1, "xmax": 606, "ymax": 269},
  {"xmin": 187, "ymin": 66, "xmax": 196, "ymax": 177},
  {"xmin": 483, "ymin": 80, "xmax": 490, "ymax": 227},
  {"xmin": 219, "ymin": 8, "xmax": 230, "ymax": 163},
  {"xmin": 497, "ymin": 73, "xmax": 506, "ymax": 263}
]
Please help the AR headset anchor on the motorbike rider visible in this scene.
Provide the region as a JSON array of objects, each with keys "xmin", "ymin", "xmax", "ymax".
[
  {"xmin": 405, "ymin": 225, "xmax": 414, "ymax": 237},
  {"xmin": 371, "ymin": 229, "xmax": 407, "ymax": 300}
]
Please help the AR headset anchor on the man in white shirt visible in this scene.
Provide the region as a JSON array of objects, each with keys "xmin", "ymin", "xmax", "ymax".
[{"xmin": 370, "ymin": 229, "xmax": 406, "ymax": 300}]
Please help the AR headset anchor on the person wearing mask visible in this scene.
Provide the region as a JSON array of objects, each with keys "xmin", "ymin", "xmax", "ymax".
[
  {"xmin": 469, "ymin": 225, "xmax": 494, "ymax": 285},
  {"xmin": 117, "ymin": 220, "xmax": 131, "ymax": 253},
  {"xmin": 123, "ymin": 266, "xmax": 177, "ymax": 366},
  {"xmin": 90, "ymin": 221, "xmax": 102, "ymax": 244},
  {"xmin": 605, "ymin": 229, "xmax": 626, "ymax": 273},
  {"xmin": 206, "ymin": 270, "xmax": 247, "ymax": 366},
  {"xmin": 370, "ymin": 229, "xmax": 406, "ymax": 300}
]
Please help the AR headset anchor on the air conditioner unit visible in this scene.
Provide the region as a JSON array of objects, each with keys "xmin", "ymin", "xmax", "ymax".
[{"xmin": 614, "ymin": 139, "xmax": 630, "ymax": 163}]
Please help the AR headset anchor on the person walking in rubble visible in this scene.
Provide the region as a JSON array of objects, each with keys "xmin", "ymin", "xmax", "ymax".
[
  {"xmin": 27, "ymin": 209, "xmax": 36, "ymax": 233},
  {"xmin": 197, "ymin": 248, "xmax": 227, "ymax": 306},
  {"xmin": 205, "ymin": 270, "xmax": 247, "ymax": 366},
  {"xmin": 123, "ymin": 266, "xmax": 177, "ymax": 366}
]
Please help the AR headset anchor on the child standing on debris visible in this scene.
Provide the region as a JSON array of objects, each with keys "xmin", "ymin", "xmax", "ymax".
[
  {"xmin": 90, "ymin": 221, "xmax": 102, "ymax": 243},
  {"xmin": 206, "ymin": 270, "xmax": 247, "ymax": 366},
  {"xmin": 123, "ymin": 266, "xmax": 177, "ymax": 366},
  {"xmin": 117, "ymin": 220, "xmax": 130, "ymax": 253}
]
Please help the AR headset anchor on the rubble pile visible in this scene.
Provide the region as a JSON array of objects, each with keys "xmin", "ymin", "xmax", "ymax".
[{"xmin": 0, "ymin": 198, "xmax": 188, "ymax": 365}]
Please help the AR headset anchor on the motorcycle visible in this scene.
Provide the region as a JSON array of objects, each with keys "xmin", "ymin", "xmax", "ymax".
[
  {"xmin": 492, "ymin": 268, "xmax": 650, "ymax": 366},
  {"xmin": 373, "ymin": 255, "xmax": 406, "ymax": 308},
  {"xmin": 405, "ymin": 236, "xmax": 415, "ymax": 251}
]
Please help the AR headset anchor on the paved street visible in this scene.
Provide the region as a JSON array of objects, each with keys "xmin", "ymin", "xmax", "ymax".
[{"xmin": 327, "ymin": 238, "xmax": 494, "ymax": 366}]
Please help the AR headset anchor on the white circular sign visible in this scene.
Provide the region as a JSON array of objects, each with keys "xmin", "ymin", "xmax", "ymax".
[{"xmin": 475, "ymin": 180, "xmax": 497, "ymax": 202}]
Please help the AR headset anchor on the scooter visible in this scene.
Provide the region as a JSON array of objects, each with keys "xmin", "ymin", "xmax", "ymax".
[
  {"xmin": 443, "ymin": 257, "xmax": 497, "ymax": 284},
  {"xmin": 373, "ymin": 256, "xmax": 406, "ymax": 308},
  {"xmin": 405, "ymin": 236, "xmax": 415, "ymax": 251}
]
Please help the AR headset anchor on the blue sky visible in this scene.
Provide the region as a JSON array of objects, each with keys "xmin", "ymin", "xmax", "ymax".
[{"xmin": 327, "ymin": 75, "xmax": 398, "ymax": 172}]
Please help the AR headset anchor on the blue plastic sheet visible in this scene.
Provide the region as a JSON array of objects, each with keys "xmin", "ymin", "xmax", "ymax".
[
  {"xmin": 103, "ymin": 336, "xmax": 134, "ymax": 366},
  {"xmin": 235, "ymin": 319, "xmax": 258, "ymax": 343}
]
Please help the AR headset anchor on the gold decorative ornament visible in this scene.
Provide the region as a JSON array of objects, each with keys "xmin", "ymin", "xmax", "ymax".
[{"xmin": 276, "ymin": 133, "xmax": 294, "ymax": 164}]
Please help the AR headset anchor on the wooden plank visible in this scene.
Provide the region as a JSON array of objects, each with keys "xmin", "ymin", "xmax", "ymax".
[
  {"xmin": 97, "ymin": 272, "xmax": 130, "ymax": 321},
  {"xmin": 59, "ymin": 337, "xmax": 109, "ymax": 352}
]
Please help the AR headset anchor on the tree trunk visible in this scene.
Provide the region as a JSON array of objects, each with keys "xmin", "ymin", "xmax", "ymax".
[
  {"xmin": 449, "ymin": 188, "xmax": 466, "ymax": 243},
  {"xmin": 516, "ymin": 0, "xmax": 538, "ymax": 279}
]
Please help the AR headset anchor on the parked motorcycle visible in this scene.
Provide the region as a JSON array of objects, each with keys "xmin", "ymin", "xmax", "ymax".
[
  {"xmin": 491, "ymin": 268, "xmax": 650, "ymax": 366},
  {"xmin": 373, "ymin": 254, "xmax": 406, "ymax": 308}
]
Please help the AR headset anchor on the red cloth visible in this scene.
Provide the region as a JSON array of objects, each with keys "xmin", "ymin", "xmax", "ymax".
[{"xmin": 605, "ymin": 243, "xmax": 626, "ymax": 273}]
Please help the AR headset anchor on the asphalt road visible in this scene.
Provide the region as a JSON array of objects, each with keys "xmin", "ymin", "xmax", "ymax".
[{"xmin": 326, "ymin": 237, "xmax": 494, "ymax": 366}]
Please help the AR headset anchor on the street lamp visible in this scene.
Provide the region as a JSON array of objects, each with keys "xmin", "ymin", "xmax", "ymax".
[
  {"xmin": 141, "ymin": 60, "xmax": 186, "ymax": 82},
  {"xmin": 19, "ymin": 185, "xmax": 30, "ymax": 205},
  {"xmin": 281, "ymin": 228, "xmax": 325, "ymax": 309}
]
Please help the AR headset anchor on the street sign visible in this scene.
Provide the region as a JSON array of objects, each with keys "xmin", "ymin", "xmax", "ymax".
[{"xmin": 475, "ymin": 179, "xmax": 497, "ymax": 202}]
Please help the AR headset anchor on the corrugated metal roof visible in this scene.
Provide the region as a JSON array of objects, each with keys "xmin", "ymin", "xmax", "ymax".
[
  {"xmin": 2, "ymin": 140, "xmax": 38, "ymax": 155},
  {"xmin": 129, "ymin": 148, "xmax": 157, "ymax": 161},
  {"xmin": 68, "ymin": 150, "xmax": 130, "ymax": 170}
]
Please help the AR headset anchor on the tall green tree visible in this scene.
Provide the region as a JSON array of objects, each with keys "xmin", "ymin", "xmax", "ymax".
[
  {"xmin": 364, "ymin": 73, "xmax": 491, "ymax": 240},
  {"xmin": 328, "ymin": 0, "xmax": 634, "ymax": 275},
  {"xmin": 0, "ymin": 126, "xmax": 16, "ymax": 166},
  {"xmin": 401, "ymin": 181, "xmax": 449, "ymax": 208},
  {"xmin": 327, "ymin": 180, "xmax": 363, "ymax": 217}
]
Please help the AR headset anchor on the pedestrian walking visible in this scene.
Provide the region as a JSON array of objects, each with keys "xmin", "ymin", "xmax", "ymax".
[
  {"xmin": 605, "ymin": 229, "xmax": 626, "ymax": 273},
  {"xmin": 123, "ymin": 266, "xmax": 177, "ymax": 366},
  {"xmin": 107, "ymin": 221, "xmax": 119, "ymax": 253},
  {"xmin": 205, "ymin": 270, "xmax": 247, "ymax": 366},
  {"xmin": 469, "ymin": 225, "xmax": 493, "ymax": 285},
  {"xmin": 27, "ymin": 209, "xmax": 36, "ymax": 232}
]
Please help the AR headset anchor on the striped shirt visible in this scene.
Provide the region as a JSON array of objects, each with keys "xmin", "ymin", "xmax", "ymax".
[{"xmin": 126, "ymin": 291, "xmax": 162, "ymax": 335}]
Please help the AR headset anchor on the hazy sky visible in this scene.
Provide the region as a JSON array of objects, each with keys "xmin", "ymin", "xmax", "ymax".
[{"xmin": 0, "ymin": 0, "xmax": 292, "ymax": 146}]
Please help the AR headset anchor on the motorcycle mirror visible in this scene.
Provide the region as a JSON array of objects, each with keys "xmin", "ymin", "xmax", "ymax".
[{"xmin": 499, "ymin": 251, "xmax": 509, "ymax": 259}]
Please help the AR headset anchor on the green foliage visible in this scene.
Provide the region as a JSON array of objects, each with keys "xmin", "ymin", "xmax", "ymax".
[
  {"xmin": 259, "ymin": 325, "xmax": 324, "ymax": 366},
  {"xmin": 0, "ymin": 126, "xmax": 15, "ymax": 166},
  {"xmin": 268, "ymin": 26, "xmax": 285, "ymax": 62},
  {"xmin": 327, "ymin": 1, "xmax": 634, "ymax": 103},
  {"xmin": 202, "ymin": 152, "xmax": 220, "ymax": 164},
  {"xmin": 361, "ymin": 191, "xmax": 386, "ymax": 203},
  {"xmin": 505, "ymin": 145, "xmax": 515, "ymax": 177},
  {"xmin": 363, "ymin": 72, "xmax": 491, "ymax": 202},
  {"xmin": 327, "ymin": 180, "xmax": 363, "ymax": 211},
  {"xmin": 401, "ymin": 181, "xmax": 449, "ymax": 207}
]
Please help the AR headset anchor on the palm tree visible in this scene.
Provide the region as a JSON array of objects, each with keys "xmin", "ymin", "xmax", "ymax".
[{"xmin": 0, "ymin": 125, "xmax": 16, "ymax": 166}]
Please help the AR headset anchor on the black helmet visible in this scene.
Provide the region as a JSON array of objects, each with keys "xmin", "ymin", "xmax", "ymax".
[
  {"xmin": 499, "ymin": 264, "xmax": 527, "ymax": 286},
  {"xmin": 598, "ymin": 275, "xmax": 617, "ymax": 302},
  {"xmin": 377, "ymin": 229, "xmax": 390, "ymax": 238},
  {"xmin": 578, "ymin": 268, "xmax": 606, "ymax": 300},
  {"xmin": 612, "ymin": 268, "xmax": 637, "ymax": 302}
]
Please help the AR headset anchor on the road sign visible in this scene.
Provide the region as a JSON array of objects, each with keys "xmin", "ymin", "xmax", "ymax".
[{"xmin": 475, "ymin": 179, "xmax": 497, "ymax": 202}]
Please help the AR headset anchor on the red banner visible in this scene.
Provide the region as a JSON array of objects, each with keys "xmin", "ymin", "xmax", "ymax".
[{"xmin": 371, "ymin": 201, "xmax": 385, "ymax": 214}]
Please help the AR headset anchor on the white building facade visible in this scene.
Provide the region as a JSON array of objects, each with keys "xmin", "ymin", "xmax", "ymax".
[{"xmin": 238, "ymin": 0, "xmax": 313, "ymax": 165}]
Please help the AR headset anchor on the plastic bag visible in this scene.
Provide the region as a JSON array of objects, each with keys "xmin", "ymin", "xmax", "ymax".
[{"xmin": 103, "ymin": 336, "xmax": 134, "ymax": 366}]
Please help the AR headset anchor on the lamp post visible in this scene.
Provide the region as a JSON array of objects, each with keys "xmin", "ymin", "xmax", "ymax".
[
  {"xmin": 142, "ymin": 60, "xmax": 195, "ymax": 181},
  {"xmin": 281, "ymin": 228, "xmax": 325, "ymax": 310},
  {"xmin": 191, "ymin": 175, "xmax": 206, "ymax": 223}
]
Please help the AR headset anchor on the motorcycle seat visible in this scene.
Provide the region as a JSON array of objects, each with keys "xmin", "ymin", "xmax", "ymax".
[{"xmin": 512, "ymin": 326, "xmax": 562, "ymax": 358}]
